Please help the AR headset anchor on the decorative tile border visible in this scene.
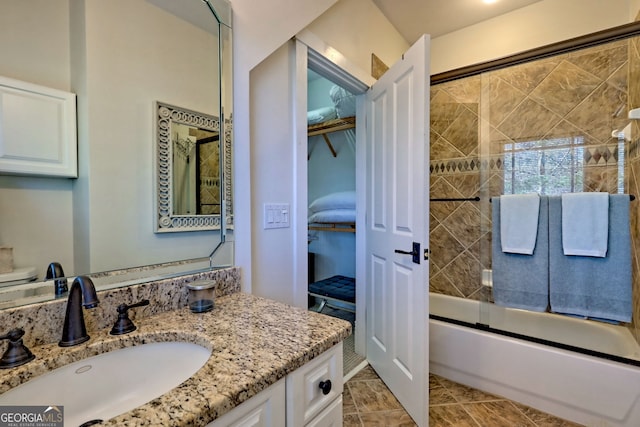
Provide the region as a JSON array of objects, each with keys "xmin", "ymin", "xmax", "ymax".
[
  {"xmin": 431, "ymin": 145, "xmax": 621, "ymax": 177},
  {"xmin": 430, "ymin": 157, "xmax": 482, "ymax": 175},
  {"xmin": 584, "ymin": 144, "xmax": 621, "ymax": 165}
]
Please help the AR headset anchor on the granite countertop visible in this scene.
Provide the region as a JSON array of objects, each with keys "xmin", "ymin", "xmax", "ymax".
[{"xmin": 0, "ymin": 292, "xmax": 351, "ymax": 426}]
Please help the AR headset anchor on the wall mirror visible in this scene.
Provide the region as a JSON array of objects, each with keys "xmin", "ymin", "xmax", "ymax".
[
  {"xmin": 155, "ymin": 102, "xmax": 233, "ymax": 232},
  {"xmin": 0, "ymin": 0, "xmax": 232, "ymax": 310}
]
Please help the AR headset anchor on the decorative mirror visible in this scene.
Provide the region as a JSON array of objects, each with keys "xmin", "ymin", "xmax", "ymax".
[{"xmin": 155, "ymin": 102, "xmax": 233, "ymax": 232}]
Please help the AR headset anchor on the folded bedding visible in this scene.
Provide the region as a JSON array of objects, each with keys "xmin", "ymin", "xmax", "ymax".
[
  {"xmin": 329, "ymin": 85, "xmax": 356, "ymax": 118},
  {"xmin": 307, "ymin": 106, "xmax": 337, "ymax": 125},
  {"xmin": 309, "ymin": 191, "xmax": 356, "ymax": 213},
  {"xmin": 308, "ymin": 209, "xmax": 356, "ymax": 224}
]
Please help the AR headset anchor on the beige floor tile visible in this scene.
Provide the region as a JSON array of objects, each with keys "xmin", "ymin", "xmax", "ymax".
[
  {"xmin": 429, "ymin": 385, "xmax": 457, "ymax": 405},
  {"xmin": 463, "ymin": 401, "xmax": 536, "ymax": 427},
  {"xmin": 343, "ymin": 384, "xmax": 358, "ymax": 415},
  {"xmin": 345, "ymin": 365, "xmax": 583, "ymax": 427},
  {"xmin": 348, "ymin": 364, "xmax": 379, "ymax": 381},
  {"xmin": 343, "ymin": 413, "xmax": 362, "ymax": 427},
  {"xmin": 358, "ymin": 409, "xmax": 417, "ymax": 427},
  {"xmin": 429, "ymin": 373, "xmax": 443, "ymax": 389},
  {"xmin": 512, "ymin": 402, "xmax": 584, "ymax": 427},
  {"xmin": 348, "ymin": 378, "xmax": 404, "ymax": 412},
  {"xmin": 429, "ymin": 404, "xmax": 480, "ymax": 427},
  {"xmin": 439, "ymin": 377, "xmax": 501, "ymax": 403}
]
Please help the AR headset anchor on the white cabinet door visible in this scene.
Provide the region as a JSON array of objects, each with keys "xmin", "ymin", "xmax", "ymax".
[
  {"xmin": 286, "ymin": 343, "xmax": 343, "ymax": 426},
  {"xmin": 207, "ymin": 378, "xmax": 286, "ymax": 427},
  {"xmin": 305, "ymin": 395, "xmax": 343, "ymax": 427},
  {"xmin": 0, "ymin": 75, "xmax": 77, "ymax": 177},
  {"xmin": 207, "ymin": 344, "xmax": 344, "ymax": 427}
]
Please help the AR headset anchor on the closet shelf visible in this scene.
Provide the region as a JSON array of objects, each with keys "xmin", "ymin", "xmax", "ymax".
[
  {"xmin": 308, "ymin": 116, "xmax": 355, "ymax": 158},
  {"xmin": 308, "ymin": 222, "xmax": 356, "ymax": 233}
]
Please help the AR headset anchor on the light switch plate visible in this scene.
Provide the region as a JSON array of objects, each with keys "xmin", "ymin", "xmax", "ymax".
[{"xmin": 264, "ymin": 203, "xmax": 290, "ymax": 229}]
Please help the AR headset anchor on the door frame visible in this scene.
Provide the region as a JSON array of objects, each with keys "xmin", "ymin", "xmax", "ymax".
[{"xmin": 293, "ymin": 30, "xmax": 373, "ymax": 357}]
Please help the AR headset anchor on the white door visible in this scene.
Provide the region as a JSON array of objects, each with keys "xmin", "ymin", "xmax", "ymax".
[{"xmin": 365, "ymin": 35, "xmax": 429, "ymax": 426}]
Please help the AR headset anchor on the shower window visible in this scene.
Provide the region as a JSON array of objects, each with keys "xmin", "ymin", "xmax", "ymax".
[{"xmin": 503, "ymin": 136, "xmax": 585, "ymax": 195}]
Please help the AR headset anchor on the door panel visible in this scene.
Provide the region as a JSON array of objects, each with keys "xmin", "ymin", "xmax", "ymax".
[
  {"xmin": 370, "ymin": 90, "xmax": 387, "ymax": 230},
  {"xmin": 365, "ymin": 34, "xmax": 430, "ymax": 427},
  {"xmin": 370, "ymin": 255, "xmax": 387, "ymax": 352},
  {"xmin": 392, "ymin": 264, "xmax": 412, "ymax": 377}
]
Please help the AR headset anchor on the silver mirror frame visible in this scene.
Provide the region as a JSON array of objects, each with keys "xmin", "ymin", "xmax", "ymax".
[{"xmin": 154, "ymin": 101, "xmax": 233, "ymax": 232}]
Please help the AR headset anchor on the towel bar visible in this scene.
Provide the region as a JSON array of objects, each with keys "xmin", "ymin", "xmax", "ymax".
[{"xmin": 489, "ymin": 194, "xmax": 635, "ymax": 202}]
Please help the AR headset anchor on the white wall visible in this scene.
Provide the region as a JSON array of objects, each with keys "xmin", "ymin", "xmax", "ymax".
[
  {"xmin": 0, "ymin": 0, "xmax": 71, "ymax": 90},
  {"xmin": 248, "ymin": 42, "xmax": 296, "ymax": 302},
  {"xmin": 431, "ymin": 0, "xmax": 632, "ymax": 74},
  {"xmin": 305, "ymin": 0, "xmax": 409, "ymax": 74},
  {"xmin": 632, "ymin": 0, "xmax": 640, "ymax": 20},
  {"xmin": 0, "ymin": 1, "xmax": 74, "ymax": 277},
  {"xmin": 230, "ymin": 0, "xmax": 340, "ymax": 295},
  {"xmin": 234, "ymin": 0, "xmax": 408, "ymax": 301},
  {"xmin": 77, "ymin": 0, "xmax": 220, "ymax": 272}
]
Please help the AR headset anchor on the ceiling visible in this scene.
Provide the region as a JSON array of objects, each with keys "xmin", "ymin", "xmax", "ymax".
[{"xmin": 372, "ymin": 0, "xmax": 543, "ymax": 44}]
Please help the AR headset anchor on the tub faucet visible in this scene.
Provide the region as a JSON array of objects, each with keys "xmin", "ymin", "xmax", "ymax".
[{"xmin": 59, "ymin": 276, "xmax": 99, "ymax": 347}]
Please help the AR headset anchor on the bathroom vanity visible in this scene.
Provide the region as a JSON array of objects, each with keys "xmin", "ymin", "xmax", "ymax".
[{"xmin": 0, "ymin": 268, "xmax": 351, "ymax": 426}]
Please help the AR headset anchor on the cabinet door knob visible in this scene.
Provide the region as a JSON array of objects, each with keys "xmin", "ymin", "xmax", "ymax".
[{"xmin": 318, "ymin": 379, "xmax": 332, "ymax": 395}]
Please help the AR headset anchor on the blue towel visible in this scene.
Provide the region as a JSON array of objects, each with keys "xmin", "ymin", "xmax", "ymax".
[
  {"xmin": 561, "ymin": 192, "xmax": 609, "ymax": 257},
  {"xmin": 549, "ymin": 195, "xmax": 632, "ymax": 322},
  {"xmin": 500, "ymin": 193, "xmax": 540, "ymax": 254},
  {"xmin": 492, "ymin": 196, "xmax": 549, "ymax": 311}
]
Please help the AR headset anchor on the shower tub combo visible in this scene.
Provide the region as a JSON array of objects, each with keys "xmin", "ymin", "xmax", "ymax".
[{"xmin": 429, "ymin": 292, "xmax": 640, "ymax": 427}]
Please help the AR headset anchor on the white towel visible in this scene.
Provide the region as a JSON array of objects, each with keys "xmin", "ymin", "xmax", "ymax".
[
  {"xmin": 500, "ymin": 193, "xmax": 540, "ymax": 255},
  {"xmin": 561, "ymin": 192, "xmax": 609, "ymax": 257}
]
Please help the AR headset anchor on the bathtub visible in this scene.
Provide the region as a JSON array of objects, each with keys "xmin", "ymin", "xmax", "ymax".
[{"xmin": 429, "ymin": 293, "xmax": 640, "ymax": 427}]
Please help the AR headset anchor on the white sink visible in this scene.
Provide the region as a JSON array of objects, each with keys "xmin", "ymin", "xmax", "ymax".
[{"xmin": 0, "ymin": 341, "xmax": 211, "ymax": 426}]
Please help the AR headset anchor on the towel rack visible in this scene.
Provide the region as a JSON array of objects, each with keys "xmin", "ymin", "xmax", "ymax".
[
  {"xmin": 488, "ymin": 194, "xmax": 635, "ymax": 202},
  {"xmin": 430, "ymin": 197, "xmax": 480, "ymax": 202}
]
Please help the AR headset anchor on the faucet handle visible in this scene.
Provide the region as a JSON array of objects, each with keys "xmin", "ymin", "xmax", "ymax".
[
  {"xmin": 0, "ymin": 328, "xmax": 35, "ymax": 369},
  {"xmin": 109, "ymin": 299, "xmax": 150, "ymax": 336}
]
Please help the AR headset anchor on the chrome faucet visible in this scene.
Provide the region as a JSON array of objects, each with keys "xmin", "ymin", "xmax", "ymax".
[{"xmin": 59, "ymin": 276, "xmax": 99, "ymax": 347}]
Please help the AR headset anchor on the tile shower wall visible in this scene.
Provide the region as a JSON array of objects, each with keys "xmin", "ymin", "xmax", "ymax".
[
  {"xmin": 627, "ymin": 36, "xmax": 640, "ymax": 344},
  {"xmin": 430, "ymin": 38, "xmax": 640, "ymax": 344},
  {"xmin": 430, "ymin": 75, "xmax": 486, "ymax": 301},
  {"xmin": 198, "ymin": 140, "xmax": 221, "ymax": 215}
]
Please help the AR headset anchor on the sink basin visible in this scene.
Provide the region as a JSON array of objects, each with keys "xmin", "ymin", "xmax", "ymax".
[{"xmin": 0, "ymin": 341, "xmax": 211, "ymax": 426}]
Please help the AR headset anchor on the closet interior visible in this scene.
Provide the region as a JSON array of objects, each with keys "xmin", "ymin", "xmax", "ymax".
[{"xmin": 306, "ymin": 69, "xmax": 363, "ymax": 374}]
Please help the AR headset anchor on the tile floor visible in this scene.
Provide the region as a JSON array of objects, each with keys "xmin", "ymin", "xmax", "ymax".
[{"xmin": 343, "ymin": 365, "xmax": 583, "ymax": 427}]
